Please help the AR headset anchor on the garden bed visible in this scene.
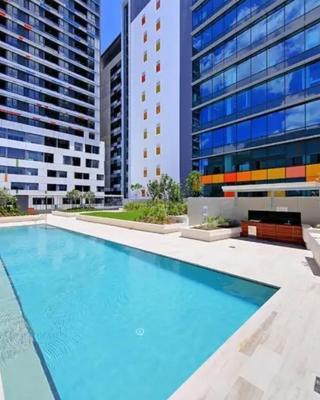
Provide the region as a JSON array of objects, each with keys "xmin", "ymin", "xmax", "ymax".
[
  {"xmin": 180, "ymin": 226, "xmax": 241, "ymax": 242},
  {"xmin": 76, "ymin": 214, "xmax": 186, "ymax": 234}
]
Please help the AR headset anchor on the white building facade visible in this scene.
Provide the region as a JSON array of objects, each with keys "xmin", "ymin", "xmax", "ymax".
[
  {"xmin": 0, "ymin": 0, "xmax": 104, "ymax": 210},
  {"xmin": 123, "ymin": 0, "xmax": 192, "ymax": 199}
]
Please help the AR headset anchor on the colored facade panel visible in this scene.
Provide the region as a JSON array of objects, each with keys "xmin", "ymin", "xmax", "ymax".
[
  {"xmin": 306, "ymin": 163, "xmax": 320, "ymax": 177},
  {"xmin": 237, "ymin": 171, "xmax": 251, "ymax": 182},
  {"xmin": 224, "ymin": 172, "xmax": 237, "ymax": 183},
  {"xmin": 286, "ymin": 166, "xmax": 305, "ymax": 179},
  {"xmin": 251, "ymin": 170, "xmax": 268, "ymax": 181},
  {"xmin": 268, "ymin": 168, "xmax": 286, "ymax": 180}
]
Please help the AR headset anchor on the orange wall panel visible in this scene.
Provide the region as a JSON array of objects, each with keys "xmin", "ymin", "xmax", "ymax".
[
  {"xmin": 286, "ymin": 166, "xmax": 305, "ymax": 178},
  {"xmin": 306, "ymin": 163, "xmax": 320, "ymax": 178},
  {"xmin": 224, "ymin": 172, "xmax": 237, "ymax": 183},
  {"xmin": 224, "ymin": 192, "xmax": 235, "ymax": 198},
  {"xmin": 237, "ymin": 171, "xmax": 251, "ymax": 182},
  {"xmin": 267, "ymin": 168, "xmax": 285, "ymax": 180},
  {"xmin": 251, "ymin": 169, "xmax": 267, "ymax": 181},
  {"xmin": 200, "ymin": 175, "xmax": 213, "ymax": 185}
]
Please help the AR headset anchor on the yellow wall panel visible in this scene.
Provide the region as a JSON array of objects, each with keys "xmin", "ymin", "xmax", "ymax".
[
  {"xmin": 306, "ymin": 164, "xmax": 320, "ymax": 178},
  {"xmin": 200, "ymin": 175, "xmax": 213, "ymax": 185},
  {"xmin": 251, "ymin": 169, "xmax": 267, "ymax": 181},
  {"xmin": 268, "ymin": 168, "xmax": 285, "ymax": 180}
]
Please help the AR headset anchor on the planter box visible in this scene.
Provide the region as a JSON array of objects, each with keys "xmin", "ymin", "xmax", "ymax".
[
  {"xmin": 180, "ymin": 226, "xmax": 241, "ymax": 242},
  {"xmin": 0, "ymin": 215, "xmax": 45, "ymax": 224},
  {"xmin": 76, "ymin": 215, "xmax": 186, "ymax": 234},
  {"xmin": 52, "ymin": 211, "xmax": 80, "ymax": 218}
]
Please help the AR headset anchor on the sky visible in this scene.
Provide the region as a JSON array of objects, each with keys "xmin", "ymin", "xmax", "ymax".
[{"xmin": 101, "ymin": 0, "xmax": 122, "ymax": 53}]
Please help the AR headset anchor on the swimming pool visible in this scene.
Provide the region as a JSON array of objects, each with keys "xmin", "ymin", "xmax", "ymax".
[{"xmin": 0, "ymin": 225, "xmax": 276, "ymax": 399}]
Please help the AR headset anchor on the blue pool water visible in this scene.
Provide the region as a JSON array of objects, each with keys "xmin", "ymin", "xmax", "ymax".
[{"xmin": 0, "ymin": 226, "xmax": 276, "ymax": 399}]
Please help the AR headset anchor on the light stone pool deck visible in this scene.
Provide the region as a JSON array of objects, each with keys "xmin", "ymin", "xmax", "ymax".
[{"xmin": 1, "ymin": 214, "xmax": 320, "ymax": 399}]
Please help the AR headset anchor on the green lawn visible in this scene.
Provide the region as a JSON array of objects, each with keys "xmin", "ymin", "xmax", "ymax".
[{"xmin": 83, "ymin": 210, "xmax": 142, "ymax": 221}]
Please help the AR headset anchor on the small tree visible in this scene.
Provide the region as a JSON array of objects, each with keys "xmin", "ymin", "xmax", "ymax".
[
  {"xmin": 0, "ymin": 188, "xmax": 19, "ymax": 214},
  {"xmin": 66, "ymin": 189, "xmax": 82, "ymax": 208},
  {"xmin": 147, "ymin": 174, "xmax": 181, "ymax": 202},
  {"xmin": 83, "ymin": 191, "xmax": 95, "ymax": 208},
  {"xmin": 184, "ymin": 171, "xmax": 202, "ymax": 198},
  {"xmin": 130, "ymin": 183, "xmax": 142, "ymax": 200}
]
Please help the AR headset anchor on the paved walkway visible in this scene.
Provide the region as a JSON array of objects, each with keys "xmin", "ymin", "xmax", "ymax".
[{"xmin": 45, "ymin": 215, "xmax": 320, "ymax": 400}]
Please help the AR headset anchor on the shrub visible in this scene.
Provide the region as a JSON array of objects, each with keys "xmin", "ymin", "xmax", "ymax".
[
  {"xmin": 137, "ymin": 201, "xmax": 169, "ymax": 224},
  {"xmin": 184, "ymin": 171, "xmax": 202, "ymax": 198},
  {"xmin": 147, "ymin": 174, "xmax": 182, "ymax": 202},
  {"xmin": 124, "ymin": 201, "xmax": 147, "ymax": 211},
  {"xmin": 167, "ymin": 201, "xmax": 187, "ymax": 216},
  {"xmin": 0, "ymin": 188, "xmax": 21, "ymax": 216}
]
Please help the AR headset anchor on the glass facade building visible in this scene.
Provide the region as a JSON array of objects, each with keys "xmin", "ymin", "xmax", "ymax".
[
  {"xmin": 0, "ymin": 0, "xmax": 105, "ymax": 209},
  {"xmin": 192, "ymin": 0, "xmax": 320, "ymax": 196}
]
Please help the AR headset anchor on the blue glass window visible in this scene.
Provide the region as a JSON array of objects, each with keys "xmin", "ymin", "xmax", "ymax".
[
  {"xmin": 252, "ymin": 116, "xmax": 267, "ymax": 140},
  {"xmin": 213, "ymin": 128, "xmax": 224, "ymax": 153},
  {"xmin": 305, "ymin": 0, "xmax": 320, "ymax": 12},
  {"xmin": 285, "ymin": 31, "xmax": 305, "ymax": 59},
  {"xmin": 224, "ymin": 38, "xmax": 236, "ymax": 59},
  {"xmin": 306, "ymin": 99, "xmax": 320, "ymax": 126},
  {"xmin": 252, "ymin": 19, "xmax": 266, "ymax": 44},
  {"xmin": 268, "ymin": 42, "xmax": 284, "ymax": 67},
  {"xmin": 237, "ymin": 90, "xmax": 251, "ymax": 113},
  {"xmin": 306, "ymin": 24, "xmax": 320, "ymax": 50},
  {"xmin": 200, "ymin": 132, "xmax": 213, "ymax": 150},
  {"xmin": 251, "ymin": 51, "xmax": 267, "ymax": 75},
  {"xmin": 285, "ymin": 105, "xmax": 305, "ymax": 131},
  {"xmin": 237, "ymin": 29, "xmax": 250, "ymax": 51},
  {"xmin": 237, "ymin": 120, "xmax": 251, "ymax": 149},
  {"xmin": 0, "ymin": 147, "xmax": 5, "ymax": 157},
  {"xmin": 224, "ymin": 67, "xmax": 237, "ymax": 87},
  {"xmin": 267, "ymin": 76, "xmax": 285, "ymax": 104},
  {"xmin": 306, "ymin": 61, "xmax": 320, "ymax": 88},
  {"xmin": 237, "ymin": 0, "xmax": 250, "ymax": 23},
  {"xmin": 225, "ymin": 125, "xmax": 236, "ymax": 150},
  {"xmin": 237, "ymin": 59, "xmax": 251, "ymax": 81},
  {"xmin": 286, "ymin": 68, "xmax": 305, "ymax": 95},
  {"xmin": 267, "ymin": 8, "xmax": 284, "ymax": 34},
  {"xmin": 252, "ymin": 83, "xmax": 267, "ymax": 107},
  {"xmin": 268, "ymin": 111, "xmax": 285, "ymax": 136},
  {"xmin": 225, "ymin": 95, "xmax": 237, "ymax": 116},
  {"xmin": 285, "ymin": 0, "xmax": 304, "ymax": 24}
]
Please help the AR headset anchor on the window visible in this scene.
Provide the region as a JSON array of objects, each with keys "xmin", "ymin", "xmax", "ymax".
[
  {"xmin": 156, "ymin": 19, "xmax": 160, "ymax": 31},
  {"xmin": 144, "ymin": 129, "xmax": 148, "ymax": 139},
  {"xmin": 143, "ymin": 168, "xmax": 148, "ymax": 178},
  {"xmin": 285, "ymin": 104, "xmax": 305, "ymax": 131},
  {"xmin": 143, "ymin": 148, "xmax": 148, "ymax": 158},
  {"xmin": 74, "ymin": 142, "xmax": 83, "ymax": 151},
  {"xmin": 143, "ymin": 31, "xmax": 148, "ymax": 43},
  {"xmin": 156, "ymin": 82, "xmax": 161, "ymax": 93},
  {"xmin": 156, "ymin": 123, "xmax": 161, "ymax": 135},
  {"xmin": 141, "ymin": 15, "xmax": 146, "ymax": 25},
  {"xmin": 156, "ymin": 39, "xmax": 161, "ymax": 52},
  {"xmin": 143, "ymin": 110, "xmax": 148, "ymax": 120},
  {"xmin": 306, "ymin": 99, "xmax": 320, "ymax": 126},
  {"xmin": 156, "ymin": 166, "xmax": 161, "ymax": 176},
  {"xmin": 156, "ymin": 0, "xmax": 160, "ymax": 10},
  {"xmin": 143, "ymin": 51, "xmax": 148, "ymax": 62},
  {"xmin": 141, "ymin": 72, "xmax": 146, "ymax": 83},
  {"xmin": 141, "ymin": 91, "xmax": 146, "ymax": 102},
  {"xmin": 156, "ymin": 61, "xmax": 161, "ymax": 73},
  {"xmin": 156, "ymin": 103, "xmax": 161, "ymax": 114},
  {"xmin": 156, "ymin": 145, "xmax": 161, "ymax": 155}
]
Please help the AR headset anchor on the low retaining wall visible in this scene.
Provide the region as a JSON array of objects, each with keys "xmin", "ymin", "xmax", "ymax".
[
  {"xmin": 303, "ymin": 225, "xmax": 320, "ymax": 267},
  {"xmin": 76, "ymin": 215, "xmax": 186, "ymax": 234},
  {"xmin": 0, "ymin": 214, "xmax": 45, "ymax": 224},
  {"xmin": 180, "ymin": 226, "xmax": 241, "ymax": 242},
  {"xmin": 52, "ymin": 211, "xmax": 80, "ymax": 218}
]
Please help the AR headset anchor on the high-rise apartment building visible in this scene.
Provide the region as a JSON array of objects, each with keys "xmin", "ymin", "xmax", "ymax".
[
  {"xmin": 0, "ymin": 0, "xmax": 104, "ymax": 210},
  {"xmin": 192, "ymin": 0, "xmax": 320, "ymax": 197},
  {"xmin": 101, "ymin": 35, "xmax": 122, "ymax": 195},
  {"xmin": 123, "ymin": 0, "xmax": 192, "ymax": 198}
]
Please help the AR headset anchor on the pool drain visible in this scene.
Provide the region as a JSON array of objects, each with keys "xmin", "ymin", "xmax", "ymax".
[{"xmin": 136, "ymin": 328, "xmax": 144, "ymax": 336}]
